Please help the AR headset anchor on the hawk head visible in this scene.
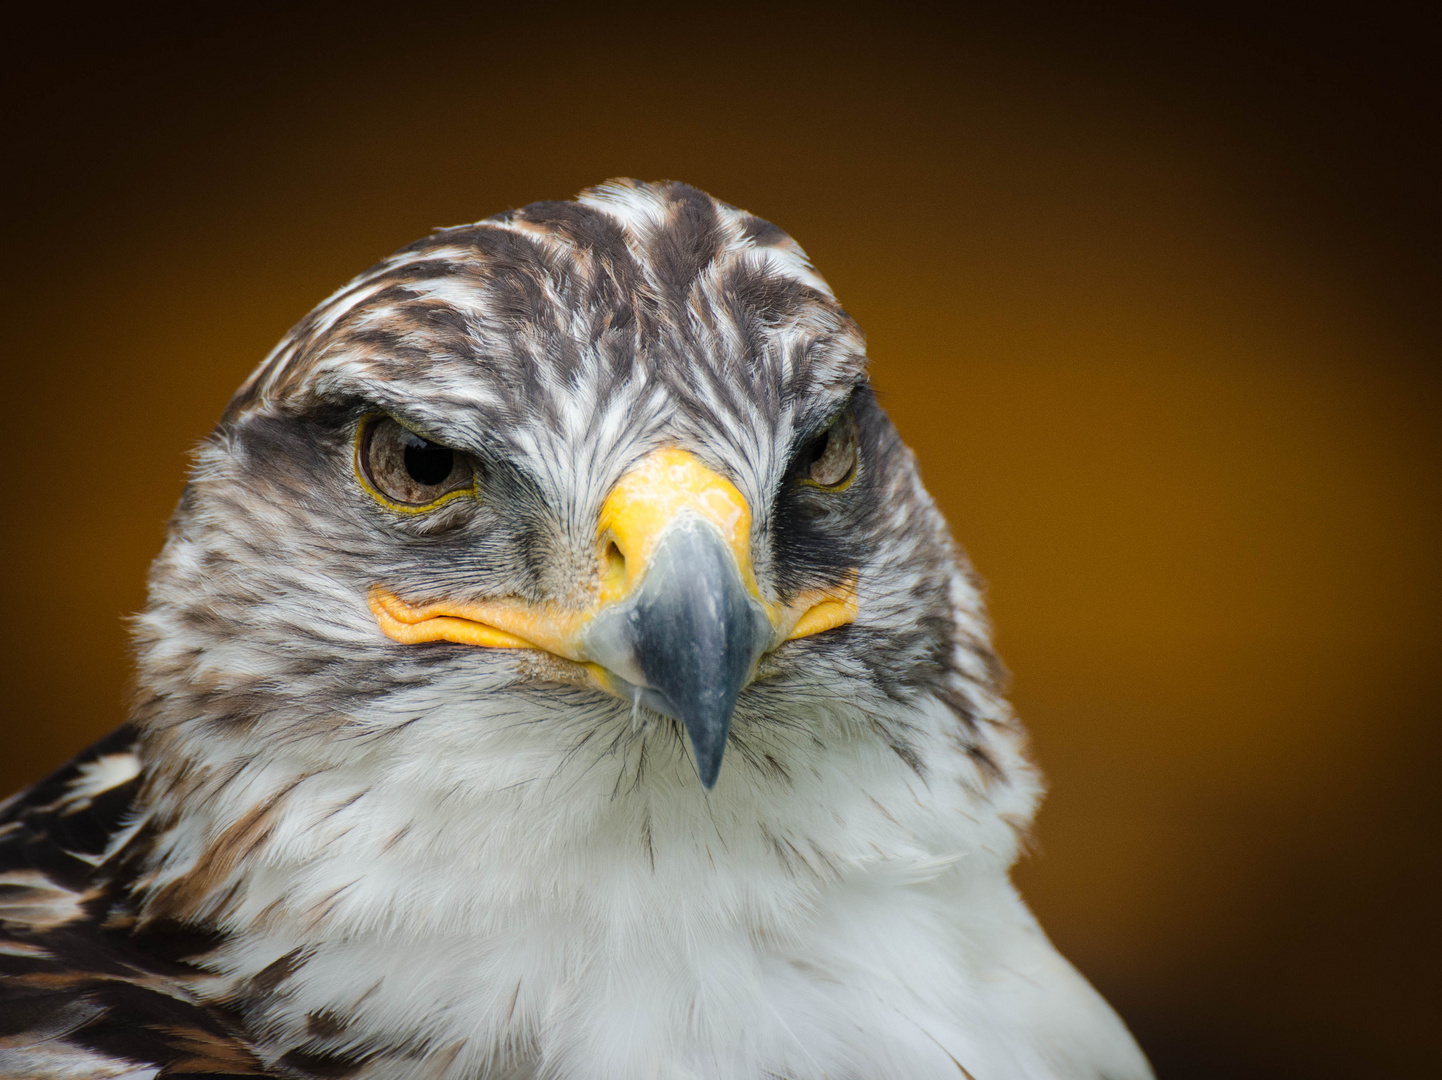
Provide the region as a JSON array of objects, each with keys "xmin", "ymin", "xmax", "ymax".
[
  {"xmin": 131, "ymin": 180, "xmax": 1029, "ymax": 868},
  {"xmin": 1, "ymin": 181, "xmax": 1160, "ymax": 1080}
]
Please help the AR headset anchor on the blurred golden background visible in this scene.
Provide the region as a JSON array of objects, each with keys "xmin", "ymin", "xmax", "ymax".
[{"xmin": 2, "ymin": 4, "xmax": 1436, "ymax": 1075}]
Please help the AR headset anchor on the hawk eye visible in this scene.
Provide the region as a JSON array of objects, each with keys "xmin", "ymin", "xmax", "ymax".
[
  {"xmin": 357, "ymin": 415, "xmax": 475, "ymax": 510},
  {"xmin": 798, "ymin": 408, "xmax": 858, "ymax": 490}
]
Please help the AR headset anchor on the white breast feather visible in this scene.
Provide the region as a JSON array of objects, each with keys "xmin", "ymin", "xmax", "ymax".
[{"xmin": 135, "ymin": 673, "xmax": 1148, "ymax": 1080}]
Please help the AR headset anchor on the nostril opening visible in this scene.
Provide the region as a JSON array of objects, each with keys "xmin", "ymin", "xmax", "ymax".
[{"xmin": 604, "ymin": 540, "xmax": 626, "ymax": 583}]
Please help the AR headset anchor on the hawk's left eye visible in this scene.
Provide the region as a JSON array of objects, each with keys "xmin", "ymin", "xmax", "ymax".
[
  {"xmin": 796, "ymin": 408, "xmax": 858, "ymax": 490},
  {"xmin": 357, "ymin": 415, "xmax": 475, "ymax": 510}
]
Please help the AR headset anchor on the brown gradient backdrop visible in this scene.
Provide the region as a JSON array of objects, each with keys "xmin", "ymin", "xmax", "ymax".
[{"xmin": 2, "ymin": 4, "xmax": 1437, "ymax": 1076}]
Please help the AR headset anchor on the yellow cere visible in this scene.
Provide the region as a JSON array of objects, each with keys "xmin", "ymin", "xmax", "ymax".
[{"xmin": 596, "ymin": 448, "xmax": 760, "ymax": 606}]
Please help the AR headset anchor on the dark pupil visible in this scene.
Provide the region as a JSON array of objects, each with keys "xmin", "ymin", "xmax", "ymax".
[
  {"xmin": 403, "ymin": 434, "xmax": 454, "ymax": 486},
  {"xmin": 804, "ymin": 430, "xmax": 831, "ymax": 469}
]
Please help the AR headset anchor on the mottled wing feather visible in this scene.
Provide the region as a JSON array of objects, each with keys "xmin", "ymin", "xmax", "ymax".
[{"xmin": 0, "ymin": 727, "xmax": 274, "ymax": 1079}]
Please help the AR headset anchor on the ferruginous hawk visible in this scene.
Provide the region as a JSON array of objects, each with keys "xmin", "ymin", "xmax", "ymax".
[{"xmin": 0, "ymin": 180, "xmax": 1152, "ymax": 1080}]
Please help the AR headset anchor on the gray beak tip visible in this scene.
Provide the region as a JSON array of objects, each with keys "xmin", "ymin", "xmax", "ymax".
[
  {"xmin": 584, "ymin": 516, "xmax": 771, "ymax": 791},
  {"xmin": 687, "ymin": 721, "xmax": 729, "ymax": 790}
]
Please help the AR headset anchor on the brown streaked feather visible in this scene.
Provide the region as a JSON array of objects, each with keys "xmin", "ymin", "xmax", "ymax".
[
  {"xmin": 0, "ymin": 729, "xmax": 296, "ymax": 1078},
  {"xmin": 144, "ymin": 774, "xmax": 310, "ymax": 924}
]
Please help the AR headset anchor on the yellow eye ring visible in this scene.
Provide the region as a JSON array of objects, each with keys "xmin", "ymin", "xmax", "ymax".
[
  {"xmin": 798, "ymin": 464, "xmax": 858, "ymax": 493},
  {"xmin": 354, "ymin": 414, "xmax": 478, "ymax": 514}
]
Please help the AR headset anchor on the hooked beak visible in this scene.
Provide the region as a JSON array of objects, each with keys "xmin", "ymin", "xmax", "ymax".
[{"xmin": 370, "ymin": 449, "xmax": 857, "ymax": 788}]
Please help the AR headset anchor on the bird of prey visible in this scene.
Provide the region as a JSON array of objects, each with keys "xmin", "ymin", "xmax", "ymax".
[{"xmin": 0, "ymin": 180, "xmax": 1152, "ymax": 1080}]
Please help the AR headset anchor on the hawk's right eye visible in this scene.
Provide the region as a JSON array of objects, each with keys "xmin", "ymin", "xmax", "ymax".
[
  {"xmin": 357, "ymin": 415, "xmax": 475, "ymax": 511},
  {"xmin": 795, "ymin": 407, "xmax": 858, "ymax": 491}
]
